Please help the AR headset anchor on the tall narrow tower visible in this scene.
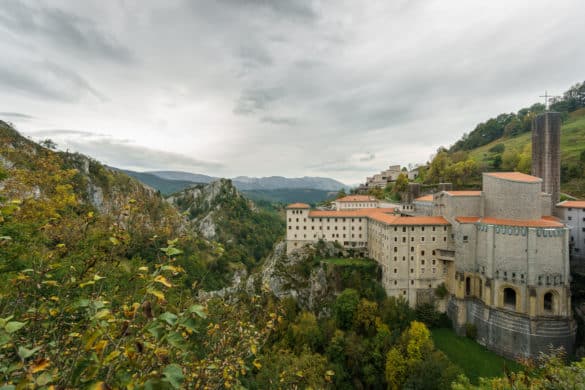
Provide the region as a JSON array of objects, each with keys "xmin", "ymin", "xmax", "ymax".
[{"xmin": 531, "ymin": 112, "xmax": 561, "ymax": 211}]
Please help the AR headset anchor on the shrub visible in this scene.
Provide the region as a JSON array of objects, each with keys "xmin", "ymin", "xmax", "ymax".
[{"xmin": 465, "ymin": 323, "xmax": 478, "ymax": 340}]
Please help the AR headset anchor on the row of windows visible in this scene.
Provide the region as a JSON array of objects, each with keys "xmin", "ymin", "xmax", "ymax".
[
  {"xmin": 289, "ymin": 225, "xmax": 362, "ymax": 231},
  {"xmin": 292, "ymin": 234, "xmax": 363, "ymax": 239},
  {"xmin": 288, "ymin": 217, "xmax": 364, "ymax": 223},
  {"xmin": 566, "ymin": 216, "xmax": 585, "ymax": 221}
]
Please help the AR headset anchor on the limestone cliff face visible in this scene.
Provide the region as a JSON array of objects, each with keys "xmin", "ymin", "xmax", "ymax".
[
  {"xmin": 0, "ymin": 121, "xmax": 184, "ymax": 233},
  {"xmin": 167, "ymin": 179, "xmax": 244, "ymax": 240},
  {"xmin": 201, "ymin": 240, "xmax": 356, "ymax": 315}
]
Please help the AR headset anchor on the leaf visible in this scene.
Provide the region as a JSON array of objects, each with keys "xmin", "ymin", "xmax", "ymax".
[
  {"xmin": 93, "ymin": 274, "xmax": 106, "ymax": 281},
  {"xmin": 161, "ymin": 265, "xmax": 184, "ymax": 273},
  {"xmin": 154, "ymin": 275, "xmax": 172, "ymax": 288},
  {"xmin": 5, "ymin": 321, "xmax": 26, "ymax": 333},
  {"xmin": 252, "ymin": 359, "xmax": 262, "ymax": 369},
  {"xmin": 35, "ymin": 371, "xmax": 52, "ymax": 386},
  {"xmin": 0, "ymin": 236, "xmax": 12, "ymax": 241},
  {"xmin": 74, "ymin": 299, "xmax": 90, "ymax": 308},
  {"xmin": 109, "ymin": 237, "xmax": 120, "ymax": 246},
  {"xmin": 88, "ymin": 382, "xmax": 109, "ymax": 390},
  {"xmin": 188, "ymin": 304, "xmax": 206, "ymax": 319},
  {"xmin": 138, "ymin": 266, "xmax": 149, "ymax": 272},
  {"xmin": 18, "ymin": 346, "xmax": 41, "ymax": 360},
  {"xmin": 147, "ymin": 288, "xmax": 165, "ymax": 301},
  {"xmin": 160, "ymin": 247, "xmax": 183, "ymax": 257},
  {"xmin": 79, "ymin": 280, "xmax": 95, "ymax": 288},
  {"xmin": 166, "ymin": 332, "xmax": 186, "ymax": 350},
  {"xmin": 94, "ymin": 309, "xmax": 111, "ymax": 320},
  {"xmin": 158, "ymin": 312, "xmax": 178, "ymax": 326},
  {"xmin": 162, "ymin": 364, "xmax": 184, "ymax": 389},
  {"xmin": 56, "ymin": 243, "xmax": 66, "ymax": 248},
  {"xmin": 31, "ymin": 358, "xmax": 51, "ymax": 373}
]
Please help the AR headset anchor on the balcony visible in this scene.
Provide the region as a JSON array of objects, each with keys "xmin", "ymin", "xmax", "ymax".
[{"xmin": 436, "ymin": 249, "xmax": 455, "ymax": 261}]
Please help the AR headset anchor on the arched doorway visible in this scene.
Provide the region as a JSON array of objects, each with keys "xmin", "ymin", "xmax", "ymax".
[
  {"xmin": 503, "ymin": 288, "xmax": 516, "ymax": 310},
  {"xmin": 544, "ymin": 292, "xmax": 554, "ymax": 314}
]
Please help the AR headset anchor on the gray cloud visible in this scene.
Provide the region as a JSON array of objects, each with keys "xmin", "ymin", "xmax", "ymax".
[
  {"xmin": 0, "ymin": 0, "xmax": 132, "ymax": 62},
  {"xmin": 0, "ymin": 112, "xmax": 35, "ymax": 120},
  {"xmin": 233, "ymin": 87, "xmax": 286, "ymax": 115},
  {"xmin": 62, "ymin": 138, "xmax": 223, "ymax": 172},
  {"xmin": 260, "ymin": 116, "xmax": 298, "ymax": 126},
  {"xmin": 0, "ymin": 60, "xmax": 104, "ymax": 102},
  {"xmin": 2, "ymin": 0, "xmax": 585, "ymax": 183},
  {"xmin": 27, "ymin": 129, "xmax": 106, "ymax": 138}
]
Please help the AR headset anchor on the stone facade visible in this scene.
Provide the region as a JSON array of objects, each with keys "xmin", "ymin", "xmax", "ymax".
[{"xmin": 556, "ymin": 201, "xmax": 585, "ymax": 267}]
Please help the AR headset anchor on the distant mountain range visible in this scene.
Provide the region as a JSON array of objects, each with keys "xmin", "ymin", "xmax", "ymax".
[{"xmin": 118, "ymin": 169, "xmax": 346, "ymax": 203}]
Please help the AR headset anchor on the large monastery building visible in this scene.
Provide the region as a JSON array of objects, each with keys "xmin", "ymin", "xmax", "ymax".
[{"xmin": 286, "ymin": 171, "xmax": 576, "ymax": 358}]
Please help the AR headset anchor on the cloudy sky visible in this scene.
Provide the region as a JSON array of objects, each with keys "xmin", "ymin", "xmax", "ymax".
[{"xmin": 1, "ymin": 0, "xmax": 584, "ymax": 183}]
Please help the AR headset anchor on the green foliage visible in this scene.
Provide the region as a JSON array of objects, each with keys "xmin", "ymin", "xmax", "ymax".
[{"xmin": 334, "ymin": 289, "xmax": 360, "ymax": 330}]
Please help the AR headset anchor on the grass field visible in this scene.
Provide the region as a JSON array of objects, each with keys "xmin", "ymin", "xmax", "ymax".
[{"xmin": 432, "ymin": 328, "xmax": 523, "ymax": 384}]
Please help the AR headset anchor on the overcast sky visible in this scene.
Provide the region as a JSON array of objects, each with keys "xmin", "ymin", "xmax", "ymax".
[{"xmin": 1, "ymin": 0, "xmax": 584, "ymax": 184}]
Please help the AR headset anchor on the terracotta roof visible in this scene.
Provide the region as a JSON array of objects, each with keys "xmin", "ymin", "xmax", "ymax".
[
  {"xmin": 556, "ymin": 200, "xmax": 585, "ymax": 209},
  {"xmin": 369, "ymin": 214, "xmax": 450, "ymax": 226},
  {"xmin": 309, "ymin": 208, "xmax": 396, "ymax": 218},
  {"xmin": 336, "ymin": 195, "xmax": 378, "ymax": 202},
  {"xmin": 455, "ymin": 216, "xmax": 563, "ymax": 228},
  {"xmin": 445, "ymin": 191, "xmax": 482, "ymax": 197},
  {"xmin": 287, "ymin": 203, "xmax": 310, "ymax": 209},
  {"xmin": 543, "ymin": 215, "xmax": 561, "ymax": 222},
  {"xmin": 456, "ymin": 217, "xmax": 481, "ymax": 224},
  {"xmin": 484, "ymin": 172, "xmax": 542, "ymax": 183},
  {"xmin": 414, "ymin": 194, "xmax": 433, "ymax": 202}
]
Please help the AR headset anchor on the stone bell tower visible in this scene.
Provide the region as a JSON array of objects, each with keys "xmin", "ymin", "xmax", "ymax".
[{"xmin": 532, "ymin": 111, "xmax": 561, "ymax": 212}]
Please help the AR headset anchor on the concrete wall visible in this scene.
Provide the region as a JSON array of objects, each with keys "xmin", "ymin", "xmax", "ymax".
[
  {"xmin": 556, "ymin": 206, "xmax": 585, "ymax": 266},
  {"xmin": 483, "ymin": 175, "xmax": 542, "ymax": 220},
  {"xmin": 532, "ymin": 112, "xmax": 561, "ymax": 210},
  {"xmin": 449, "ymin": 298, "xmax": 576, "ymax": 359},
  {"xmin": 434, "ymin": 193, "xmax": 482, "ymax": 219}
]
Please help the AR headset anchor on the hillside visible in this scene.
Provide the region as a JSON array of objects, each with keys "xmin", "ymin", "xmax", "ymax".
[
  {"xmin": 466, "ymin": 108, "xmax": 585, "ymax": 198},
  {"xmin": 167, "ymin": 180, "xmax": 285, "ymax": 289},
  {"xmin": 119, "ymin": 168, "xmax": 203, "ymax": 195}
]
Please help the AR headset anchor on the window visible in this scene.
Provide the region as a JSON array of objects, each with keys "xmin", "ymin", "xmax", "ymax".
[
  {"xmin": 394, "ymin": 247, "xmax": 397, "ymax": 252},
  {"xmin": 463, "ymin": 235, "xmax": 469, "ymax": 242},
  {"xmin": 421, "ymin": 250, "xmax": 425, "ymax": 256},
  {"xmin": 403, "ymin": 227, "xmax": 406, "ymax": 232},
  {"xmin": 421, "ymin": 259, "xmax": 425, "ymax": 265},
  {"xmin": 288, "ymin": 226, "xmax": 291, "ymax": 230},
  {"xmin": 465, "ymin": 277, "xmax": 471, "ymax": 296},
  {"xmin": 288, "ymin": 218, "xmax": 291, "ymax": 222},
  {"xmin": 411, "ymin": 237, "xmax": 414, "ymax": 242},
  {"xmin": 421, "ymin": 237, "xmax": 425, "ymax": 241},
  {"xmin": 402, "ymin": 237, "xmax": 406, "ymax": 242},
  {"xmin": 411, "ymin": 280, "xmax": 414, "ymax": 285},
  {"xmin": 544, "ymin": 292, "xmax": 554, "ymax": 312},
  {"xmin": 394, "ymin": 268, "xmax": 397, "ymax": 273},
  {"xmin": 568, "ymin": 216, "xmax": 572, "ymax": 220},
  {"xmin": 410, "ymin": 268, "xmax": 414, "ymax": 273}
]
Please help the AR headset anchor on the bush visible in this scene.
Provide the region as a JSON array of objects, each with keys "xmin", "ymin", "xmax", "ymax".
[
  {"xmin": 489, "ymin": 143, "xmax": 505, "ymax": 154},
  {"xmin": 465, "ymin": 323, "xmax": 477, "ymax": 340},
  {"xmin": 434, "ymin": 283, "xmax": 448, "ymax": 299}
]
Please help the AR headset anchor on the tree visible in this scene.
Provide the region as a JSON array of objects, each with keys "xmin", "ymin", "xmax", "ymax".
[
  {"xmin": 336, "ymin": 188, "xmax": 347, "ymax": 199},
  {"xmin": 394, "ymin": 173, "xmax": 409, "ymax": 194},
  {"xmin": 334, "ymin": 289, "xmax": 360, "ymax": 330}
]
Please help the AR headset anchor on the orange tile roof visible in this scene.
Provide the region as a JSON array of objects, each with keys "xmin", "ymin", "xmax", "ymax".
[
  {"xmin": 456, "ymin": 217, "xmax": 481, "ymax": 224},
  {"xmin": 455, "ymin": 216, "xmax": 563, "ymax": 228},
  {"xmin": 445, "ymin": 191, "xmax": 482, "ymax": 196},
  {"xmin": 309, "ymin": 208, "xmax": 396, "ymax": 218},
  {"xmin": 543, "ymin": 215, "xmax": 561, "ymax": 222},
  {"xmin": 556, "ymin": 200, "xmax": 585, "ymax": 209},
  {"xmin": 369, "ymin": 214, "xmax": 450, "ymax": 226},
  {"xmin": 287, "ymin": 203, "xmax": 310, "ymax": 209},
  {"xmin": 414, "ymin": 194, "xmax": 433, "ymax": 202},
  {"xmin": 484, "ymin": 172, "xmax": 542, "ymax": 183},
  {"xmin": 336, "ymin": 195, "xmax": 378, "ymax": 202}
]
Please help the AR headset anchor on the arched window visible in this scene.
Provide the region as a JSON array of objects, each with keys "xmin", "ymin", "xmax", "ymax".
[
  {"xmin": 544, "ymin": 292, "xmax": 554, "ymax": 313},
  {"xmin": 465, "ymin": 277, "xmax": 471, "ymax": 296},
  {"xmin": 479, "ymin": 280, "xmax": 483, "ymax": 299},
  {"xmin": 503, "ymin": 288, "xmax": 516, "ymax": 309}
]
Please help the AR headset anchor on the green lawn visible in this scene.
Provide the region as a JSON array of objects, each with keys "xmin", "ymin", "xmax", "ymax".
[
  {"xmin": 320, "ymin": 257, "xmax": 376, "ymax": 267},
  {"xmin": 432, "ymin": 328, "xmax": 523, "ymax": 384}
]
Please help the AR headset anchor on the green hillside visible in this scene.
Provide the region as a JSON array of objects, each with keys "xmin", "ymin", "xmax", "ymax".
[
  {"xmin": 468, "ymin": 108, "xmax": 585, "ymax": 165},
  {"xmin": 466, "ymin": 108, "xmax": 585, "ymax": 198}
]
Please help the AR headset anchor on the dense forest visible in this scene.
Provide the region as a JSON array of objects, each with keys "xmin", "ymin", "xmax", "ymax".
[{"xmin": 2, "ymin": 120, "xmax": 585, "ymax": 389}]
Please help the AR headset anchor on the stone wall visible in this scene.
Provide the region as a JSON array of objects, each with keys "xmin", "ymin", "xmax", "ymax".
[
  {"xmin": 449, "ymin": 298, "xmax": 576, "ymax": 359},
  {"xmin": 483, "ymin": 174, "xmax": 542, "ymax": 220}
]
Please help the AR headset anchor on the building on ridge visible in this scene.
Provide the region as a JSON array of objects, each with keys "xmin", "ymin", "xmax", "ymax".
[{"xmin": 285, "ymin": 171, "xmax": 576, "ymax": 359}]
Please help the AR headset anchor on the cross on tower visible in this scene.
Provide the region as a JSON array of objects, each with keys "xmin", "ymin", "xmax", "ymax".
[{"xmin": 540, "ymin": 90, "xmax": 550, "ymax": 110}]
